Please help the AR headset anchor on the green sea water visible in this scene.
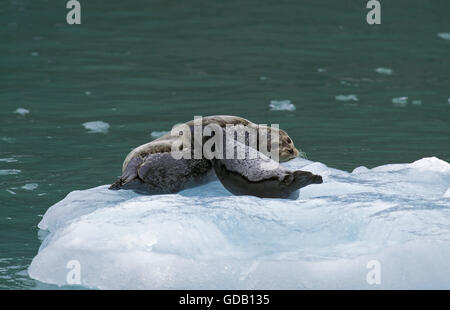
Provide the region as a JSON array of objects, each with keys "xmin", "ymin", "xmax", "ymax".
[{"xmin": 1, "ymin": 0, "xmax": 449, "ymax": 289}]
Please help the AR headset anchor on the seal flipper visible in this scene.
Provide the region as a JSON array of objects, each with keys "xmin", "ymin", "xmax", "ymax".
[{"xmin": 109, "ymin": 156, "xmax": 144, "ymax": 190}]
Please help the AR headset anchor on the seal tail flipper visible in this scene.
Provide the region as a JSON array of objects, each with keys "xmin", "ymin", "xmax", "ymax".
[
  {"xmin": 108, "ymin": 156, "xmax": 144, "ymax": 190},
  {"xmin": 108, "ymin": 171, "xmax": 138, "ymax": 190},
  {"xmin": 109, "ymin": 178, "xmax": 124, "ymax": 190},
  {"xmin": 292, "ymin": 170, "xmax": 323, "ymax": 189}
]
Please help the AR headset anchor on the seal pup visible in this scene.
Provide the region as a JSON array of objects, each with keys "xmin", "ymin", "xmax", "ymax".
[{"xmin": 212, "ymin": 136, "xmax": 322, "ymax": 199}]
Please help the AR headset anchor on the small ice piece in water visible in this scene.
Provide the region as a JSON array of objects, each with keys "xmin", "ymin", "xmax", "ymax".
[
  {"xmin": 14, "ymin": 108, "xmax": 30, "ymax": 116},
  {"xmin": 22, "ymin": 183, "xmax": 38, "ymax": 191},
  {"xmin": 335, "ymin": 94, "xmax": 358, "ymax": 102},
  {"xmin": 85, "ymin": 91, "xmax": 91, "ymax": 96},
  {"xmin": 392, "ymin": 97, "xmax": 408, "ymax": 107},
  {"xmin": 83, "ymin": 121, "xmax": 110, "ymax": 134},
  {"xmin": 437, "ymin": 33, "xmax": 450, "ymax": 41},
  {"xmin": 411, "ymin": 100, "xmax": 422, "ymax": 105},
  {"xmin": 6, "ymin": 190, "xmax": 16, "ymax": 195},
  {"xmin": 269, "ymin": 100, "xmax": 296, "ymax": 111},
  {"xmin": 0, "ymin": 158, "xmax": 18, "ymax": 163},
  {"xmin": 259, "ymin": 76, "xmax": 268, "ymax": 81},
  {"xmin": 0, "ymin": 169, "xmax": 21, "ymax": 175},
  {"xmin": 1, "ymin": 137, "xmax": 16, "ymax": 143},
  {"xmin": 151, "ymin": 131, "xmax": 168, "ymax": 139},
  {"xmin": 317, "ymin": 68, "xmax": 327, "ymax": 73},
  {"xmin": 31, "ymin": 52, "xmax": 39, "ymax": 56},
  {"xmin": 375, "ymin": 67, "xmax": 393, "ymax": 75},
  {"xmin": 448, "ymin": 98, "xmax": 450, "ymax": 105}
]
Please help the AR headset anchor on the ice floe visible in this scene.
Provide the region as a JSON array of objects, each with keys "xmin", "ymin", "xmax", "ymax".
[{"xmin": 28, "ymin": 157, "xmax": 450, "ymax": 289}]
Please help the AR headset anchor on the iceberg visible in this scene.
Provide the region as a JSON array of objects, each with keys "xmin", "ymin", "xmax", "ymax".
[{"xmin": 28, "ymin": 157, "xmax": 450, "ymax": 289}]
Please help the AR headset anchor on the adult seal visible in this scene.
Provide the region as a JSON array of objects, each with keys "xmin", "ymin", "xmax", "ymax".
[
  {"xmin": 121, "ymin": 115, "xmax": 301, "ymax": 173},
  {"xmin": 110, "ymin": 115, "xmax": 302, "ymax": 192}
]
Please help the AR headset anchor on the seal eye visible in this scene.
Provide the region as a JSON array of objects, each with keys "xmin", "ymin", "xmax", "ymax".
[
  {"xmin": 288, "ymin": 149, "xmax": 294, "ymax": 154},
  {"xmin": 286, "ymin": 137, "xmax": 292, "ymax": 144}
]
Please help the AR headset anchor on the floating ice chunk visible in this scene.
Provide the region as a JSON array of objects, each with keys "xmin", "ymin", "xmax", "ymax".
[
  {"xmin": 335, "ymin": 94, "xmax": 358, "ymax": 102},
  {"xmin": 83, "ymin": 121, "xmax": 110, "ymax": 134},
  {"xmin": 375, "ymin": 67, "xmax": 393, "ymax": 75},
  {"xmin": 259, "ymin": 76, "xmax": 268, "ymax": 81},
  {"xmin": 392, "ymin": 97, "xmax": 408, "ymax": 107},
  {"xmin": 0, "ymin": 169, "xmax": 21, "ymax": 175},
  {"xmin": 31, "ymin": 52, "xmax": 39, "ymax": 56},
  {"xmin": 437, "ymin": 33, "xmax": 450, "ymax": 41},
  {"xmin": 14, "ymin": 108, "xmax": 30, "ymax": 116},
  {"xmin": 317, "ymin": 68, "xmax": 327, "ymax": 73},
  {"xmin": 22, "ymin": 183, "xmax": 38, "ymax": 191},
  {"xmin": 448, "ymin": 98, "xmax": 450, "ymax": 105},
  {"xmin": 0, "ymin": 158, "xmax": 18, "ymax": 163},
  {"xmin": 269, "ymin": 100, "xmax": 296, "ymax": 111},
  {"xmin": 411, "ymin": 99, "xmax": 422, "ymax": 105},
  {"xmin": 6, "ymin": 190, "xmax": 16, "ymax": 195},
  {"xmin": 151, "ymin": 131, "xmax": 168, "ymax": 139},
  {"xmin": 85, "ymin": 91, "xmax": 91, "ymax": 95},
  {"xmin": 1, "ymin": 137, "xmax": 16, "ymax": 143},
  {"xmin": 28, "ymin": 157, "xmax": 450, "ymax": 289}
]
